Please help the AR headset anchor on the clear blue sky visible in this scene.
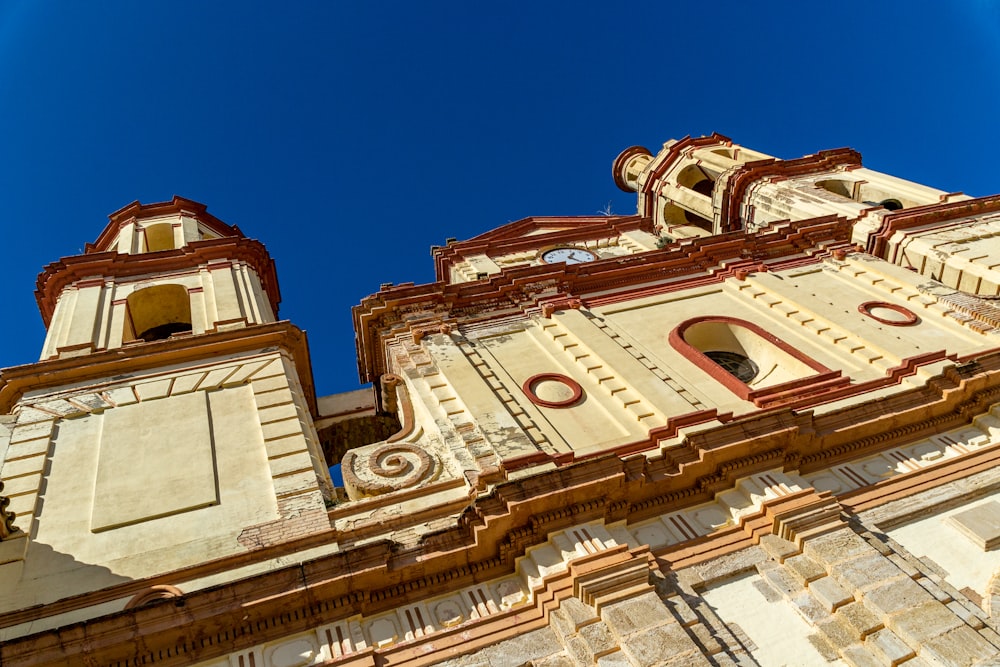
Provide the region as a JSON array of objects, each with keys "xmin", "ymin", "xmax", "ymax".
[{"xmin": 2, "ymin": 2, "xmax": 999, "ymax": 396}]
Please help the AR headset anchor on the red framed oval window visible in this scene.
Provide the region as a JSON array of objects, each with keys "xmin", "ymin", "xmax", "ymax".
[
  {"xmin": 858, "ymin": 301, "xmax": 919, "ymax": 326},
  {"xmin": 522, "ymin": 373, "xmax": 584, "ymax": 408}
]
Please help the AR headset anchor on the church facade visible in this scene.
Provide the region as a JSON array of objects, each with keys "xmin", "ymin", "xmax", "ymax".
[{"xmin": 4, "ymin": 134, "xmax": 1000, "ymax": 665}]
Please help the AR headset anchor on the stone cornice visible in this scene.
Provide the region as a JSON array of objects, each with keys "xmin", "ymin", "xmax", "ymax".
[{"xmin": 0, "ymin": 321, "xmax": 316, "ymax": 416}]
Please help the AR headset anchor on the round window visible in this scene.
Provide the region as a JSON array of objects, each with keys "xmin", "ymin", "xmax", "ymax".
[
  {"xmin": 704, "ymin": 351, "xmax": 759, "ymax": 383},
  {"xmin": 858, "ymin": 301, "xmax": 919, "ymax": 326},
  {"xmin": 521, "ymin": 373, "xmax": 584, "ymax": 408}
]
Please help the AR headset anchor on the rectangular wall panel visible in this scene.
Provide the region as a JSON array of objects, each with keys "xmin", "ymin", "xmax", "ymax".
[{"xmin": 91, "ymin": 391, "xmax": 219, "ymax": 532}]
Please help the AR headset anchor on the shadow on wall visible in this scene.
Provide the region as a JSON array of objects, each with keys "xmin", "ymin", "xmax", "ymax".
[{"xmin": 0, "ymin": 539, "xmax": 133, "ymax": 626}]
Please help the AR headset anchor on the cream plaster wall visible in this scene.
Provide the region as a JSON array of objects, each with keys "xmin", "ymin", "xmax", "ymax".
[
  {"xmin": 477, "ymin": 325, "xmax": 632, "ymax": 454},
  {"xmin": 0, "ymin": 350, "xmax": 332, "ymax": 615},
  {"xmin": 702, "ymin": 573, "xmax": 847, "ymax": 666},
  {"xmin": 888, "ymin": 493, "xmax": 1000, "ymax": 601},
  {"xmin": 0, "ymin": 382, "xmax": 276, "ymax": 612}
]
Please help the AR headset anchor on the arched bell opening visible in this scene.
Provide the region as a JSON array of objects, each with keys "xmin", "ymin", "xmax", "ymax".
[
  {"xmin": 815, "ymin": 179, "xmax": 856, "ymax": 199},
  {"xmin": 662, "ymin": 201, "xmax": 713, "ymax": 234},
  {"xmin": 141, "ymin": 223, "xmax": 178, "ymax": 252},
  {"xmin": 124, "ymin": 284, "xmax": 193, "ymax": 342},
  {"xmin": 677, "ymin": 164, "xmax": 719, "ymax": 198}
]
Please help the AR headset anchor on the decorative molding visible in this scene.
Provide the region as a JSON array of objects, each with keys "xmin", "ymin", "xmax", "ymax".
[
  {"xmin": 0, "ymin": 322, "xmax": 318, "ymax": 417},
  {"xmin": 866, "ymin": 193, "xmax": 1000, "ymax": 259},
  {"xmin": 933, "ymin": 289, "xmax": 1000, "ymax": 335},
  {"xmin": 124, "ymin": 585, "xmax": 183, "ymax": 610},
  {"xmin": 380, "ymin": 374, "xmax": 416, "ymax": 444},
  {"xmin": 635, "ymin": 134, "xmax": 732, "ymax": 220},
  {"xmin": 6, "ymin": 351, "xmax": 1000, "ymax": 665},
  {"xmin": 612, "ymin": 145, "xmax": 653, "ymax": 192},
  {"xmin": 341, "ymin": 375, "xmax": 438, "ymax": 499},
  {"xmin": 539, "ymin": 296, "xmax": 581, "ymax": 318},
  {"xmin": 89, "ymin": 196, "xmax": 239, "ymax": 254},
  {"xmin": 431, "ymin": 215, "xmax": 652, "ymax": 282},
  {"xmin": 343, "ymin": 443, "xmax": 437, "ymax": 497},
  {"xmin": 7, "ymin": 393, "xmax": 1000, "ymax": 665}
]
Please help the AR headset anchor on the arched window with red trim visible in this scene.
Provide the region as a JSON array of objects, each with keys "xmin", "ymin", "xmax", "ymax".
[{"xmin": 669, "ymin": 316, "xmax": 848, "ymax": 407}]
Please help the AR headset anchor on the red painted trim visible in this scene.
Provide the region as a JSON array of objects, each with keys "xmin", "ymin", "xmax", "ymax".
[
  {"xmin": 521, "ymin": 373, "xmax": 584, "ymax": 408},
  {"xmin": 769, "ymin": 350, "xmax": 954, "ymax": 411},
  {"xmin": 858, "ymin": 301, "xmax": 919, "ymax": 326},
  {"xmin": 432, "ymin": 215, "xmax": 653, "ymax": 282},
  {"xmin": 612, "ymin": 145, "xmax": 653, "ymax": 192},
  {"xmin": 669, "ymin": 316, "xmax": 833, "ymax": 403},
  {"xmin": 501, "ymin": 450, "xmax": 575, "ymax": 471},
  {"xmin": 91, "ymin": 196, "xmax": 241, "ymax": 254},
  {"xmin": 638, "ymin": 134, "xmax": 733, "ymax": 220},
  {"xmin": 749, "ymin": 372, "xmax": 850, "ymax": 408}
]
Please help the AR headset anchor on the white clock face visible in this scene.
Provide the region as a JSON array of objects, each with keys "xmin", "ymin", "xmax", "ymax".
[{"xmin": 541, "ymin": 247, "xmax": 597, "ymax": 265}]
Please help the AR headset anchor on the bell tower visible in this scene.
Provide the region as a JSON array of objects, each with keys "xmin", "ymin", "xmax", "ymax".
[
  {"xmin": 0, "ymin": 198, "xmax": 333, "ymax": 616},
  {"xmin": 613, "ymin": 134, "xmax": 773, "ymax": 238},
  {"xmin": 613, "ymin": 135, "xmax": 1000, "ymax": 296},
  {"xmin": 36, "ymin": 196, "xmax": 281, "ymax": 360}
]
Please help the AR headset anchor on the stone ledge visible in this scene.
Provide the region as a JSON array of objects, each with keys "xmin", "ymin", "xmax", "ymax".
[{"xmin": 946, "ymin": 500, "xmax": 1000, "ymax": 551}]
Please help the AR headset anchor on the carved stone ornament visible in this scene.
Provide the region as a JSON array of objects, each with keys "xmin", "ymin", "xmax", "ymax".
[
  {"xmin": 342, "ymin": 442, "xmax": 439, "ymax": 499},
  {"xmin": 0, "ymin": 481, "xmax": 18, "ymax": 540},
  {"xmin": 987, "ymin": 568, "xmax": 1000, "ymax": 621}
]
